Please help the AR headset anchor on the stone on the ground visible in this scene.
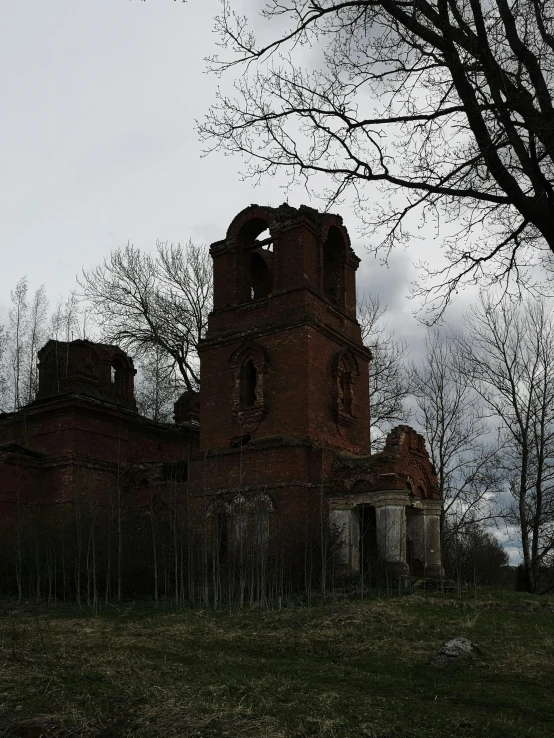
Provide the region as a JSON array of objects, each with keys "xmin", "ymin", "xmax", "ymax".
[{"xmin": 432, "ymin": 637, "xmax": 481, "ymax": 665}]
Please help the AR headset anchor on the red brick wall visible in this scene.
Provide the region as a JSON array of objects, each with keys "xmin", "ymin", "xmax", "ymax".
[
  {"xmin": 0, "ymin": 398, "xmax": 196, "ymax": 515},
  {"xmin": 201, "ymin": 204, "xmax": 370, "ymax": 453},
  {"xmin": 0, "ymin": 206, "xmax": 438, "ymax": 567}
]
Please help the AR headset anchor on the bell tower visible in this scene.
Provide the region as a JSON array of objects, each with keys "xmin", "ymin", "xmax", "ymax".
[{"xmin": 198, "ymin": 203, "xmax": 371, "ymax": 454}]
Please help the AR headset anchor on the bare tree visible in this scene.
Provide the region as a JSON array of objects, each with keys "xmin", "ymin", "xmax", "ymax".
[
  {"xmin": 1, "ymin": 282, "xmax": 89, "ymax": 410},
  {"xmin": 457, "ymin": 295, "xmax": 554, "ymax": 592},
  {"xmin": 442, "ymin": 518, "xmax": 509, "ymax": 588},
  {"xmin": 0, "ymin": 324, "xmax": 8, "ymax": 412},
  {"xmin": 409, "ymin": 329, "xmax": 502, "ymax": 539},
  {"xmin": 80, "ymin": 240, "xmax": 212, "ymax": 392},
  {"xmin": 357, "ymin": 293, "xmax": 410, "ymax": 447},
  {"xmin": 46, "ymin": 291, "xmax": 85, "ymax": 397},
  {"xmin": 201, "ymin": 1, "xmax": 554, "ymax": 318},
  {"xmin": 25, "ymin": 285, "xmax": 49, "ymax": 404},
  {"xmin": 135, "ymin": 345, "xmax": 181, "ymax": 422},
  {"xmin": 50, "ymin": 290, "xmax": 83, "ymax": 344},
  {"xmin": 7, "ymin": 277, "xmax": 29, "ymax": 410}
]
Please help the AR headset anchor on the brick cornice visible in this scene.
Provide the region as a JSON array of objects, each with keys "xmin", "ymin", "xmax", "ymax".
[
  {"xmin": 12, "ymin": 396, "xmax": 196, "ymax": 442},
  {"xmin": 200, "ymin": 311, "xmax": 372, "ymax": 362},
  {"xmin": 206, "ymin": 283, "xmax": 358, "ymax": 324}
]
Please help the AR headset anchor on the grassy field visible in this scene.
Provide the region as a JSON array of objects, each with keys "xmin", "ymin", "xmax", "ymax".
[{"xmin": 1, "ymin": 590, "xmax": 553, "ymax": 738}]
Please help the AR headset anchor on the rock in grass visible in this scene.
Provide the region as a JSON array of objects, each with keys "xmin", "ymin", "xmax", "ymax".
[{"xmin": 433, "ymin": 637, "xmax": 481, "ymax": 666}]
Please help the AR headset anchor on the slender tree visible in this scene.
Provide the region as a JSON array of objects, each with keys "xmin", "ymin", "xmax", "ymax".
[
  {"xmin": 457, "ymin": 295, "xmax": 554, "ymax": 592},
  {"xmin": 357, "ymin": 293, "xmax": 410, "ymax": 447},
  {"xmin": 409, "ymin": 329, "xmax": 502, "ymax": 538},
  {"xmin": 7, "ymin": 277, "xmax": 29, "ymax": 410},
  {"xmin": 50, "ymin": 290, "xmax": 81, "ymax": 344},
  {"xmin": 25, "ymin": 285, "xmax": 49, "ymax": 404},
  {"xmin": 0, "ymin": 324, "xmax": 8, "ymax": 412}
]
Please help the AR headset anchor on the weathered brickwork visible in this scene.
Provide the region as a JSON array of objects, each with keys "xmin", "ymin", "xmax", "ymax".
[
  {"xmin": 0, "ymin": 343, "xmax": 196, "ymax": 520},
  {"xmin": 0, "ymin": 204, "xmax": 442, "ymax": 577}
]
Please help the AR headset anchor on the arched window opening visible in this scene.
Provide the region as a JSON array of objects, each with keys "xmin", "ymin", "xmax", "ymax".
[
  {"xmin": 322, "ymin": 227, "xmax": 344, "ymax": 305},
  {"xmin": 250, "ymin": 252, "xmax": 273, "ymax": 299},
  {"xmin": 241, "ymin": 360, "xmax": 258, "ymax": 408},
  {"xmin": 111, "ymin": 360, "xmax": 124, "ymax": 396},
  {"xmin": 238, "ymin": 218, "xmax": 275, "ymax": 302},
  {"xmin": 230, "ymin": 340, "xmax": 270, "ymax": 432}
]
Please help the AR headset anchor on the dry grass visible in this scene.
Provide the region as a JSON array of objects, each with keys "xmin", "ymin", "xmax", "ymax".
[{"xmin": 1, "ymin": 591, "xmax": 553, "ymax": 737}]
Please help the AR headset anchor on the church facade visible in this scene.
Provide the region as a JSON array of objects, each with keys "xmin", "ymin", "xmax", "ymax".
[{"xmin": 0, "ymin": 204, "xmax": 442, "ymax": 585}]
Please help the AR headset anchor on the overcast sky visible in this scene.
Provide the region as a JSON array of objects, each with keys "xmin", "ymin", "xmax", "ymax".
[{"xmin": 0, "ymin": 0, "xmax": 475, "ymax": 337}]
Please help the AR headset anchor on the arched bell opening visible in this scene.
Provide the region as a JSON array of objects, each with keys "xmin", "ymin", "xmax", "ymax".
[
  {"xmin": 322, "ymin": 226, "xmax": 345, "ymax": 307},
  {"xmin": 111, "ymin": 359, "xmax": 124, "ymax": 396},
  {"xmin": 237, "ymin": 218, "xmax": 275, "ymax": 302},
  {"xmin": 250, "ymin": 251, "xmax": 273, "ymax": 299}
]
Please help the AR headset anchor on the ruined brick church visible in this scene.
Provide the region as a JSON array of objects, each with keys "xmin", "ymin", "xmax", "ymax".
[{"xmin": 0, "ymin": 204, "xmax": 442, "ymax": 581}]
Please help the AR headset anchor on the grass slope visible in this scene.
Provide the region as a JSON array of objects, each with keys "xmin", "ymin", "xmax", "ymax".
[{"xmin": 1, "ymin": 591, "xmax": 553, "ymax": 737}]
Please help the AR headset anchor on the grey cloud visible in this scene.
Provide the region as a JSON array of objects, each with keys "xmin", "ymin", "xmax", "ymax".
[{"xmin": 1, "ymin": 0, "xmax": 474, "ymax": 361}]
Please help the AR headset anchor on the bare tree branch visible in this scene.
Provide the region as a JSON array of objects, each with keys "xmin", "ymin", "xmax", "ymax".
[
  {"xmin": 79, "ymin": 240, "xmax": 212, "ymax": 393},
  {"xmin": 201, "ymin": 1, "xmax": 554, "ymax": 319}
]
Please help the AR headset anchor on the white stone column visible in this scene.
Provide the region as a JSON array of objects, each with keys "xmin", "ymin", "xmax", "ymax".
[
  {"xmin": 329, "ymin": 505, "xmax": 360, "ymax": 574},
  {"xmin": 373, "ymin": 491, "xmax": 409, "ymax": 576},
  {"xmin": 422, "ymin": 500, "xmax": 442, "ymax": 577}
]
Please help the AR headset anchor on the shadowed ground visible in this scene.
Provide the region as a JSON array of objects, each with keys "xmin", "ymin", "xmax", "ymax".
[{"xmin": 1, "ymin": 591, "xmax": 553, "ymax": 737}]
